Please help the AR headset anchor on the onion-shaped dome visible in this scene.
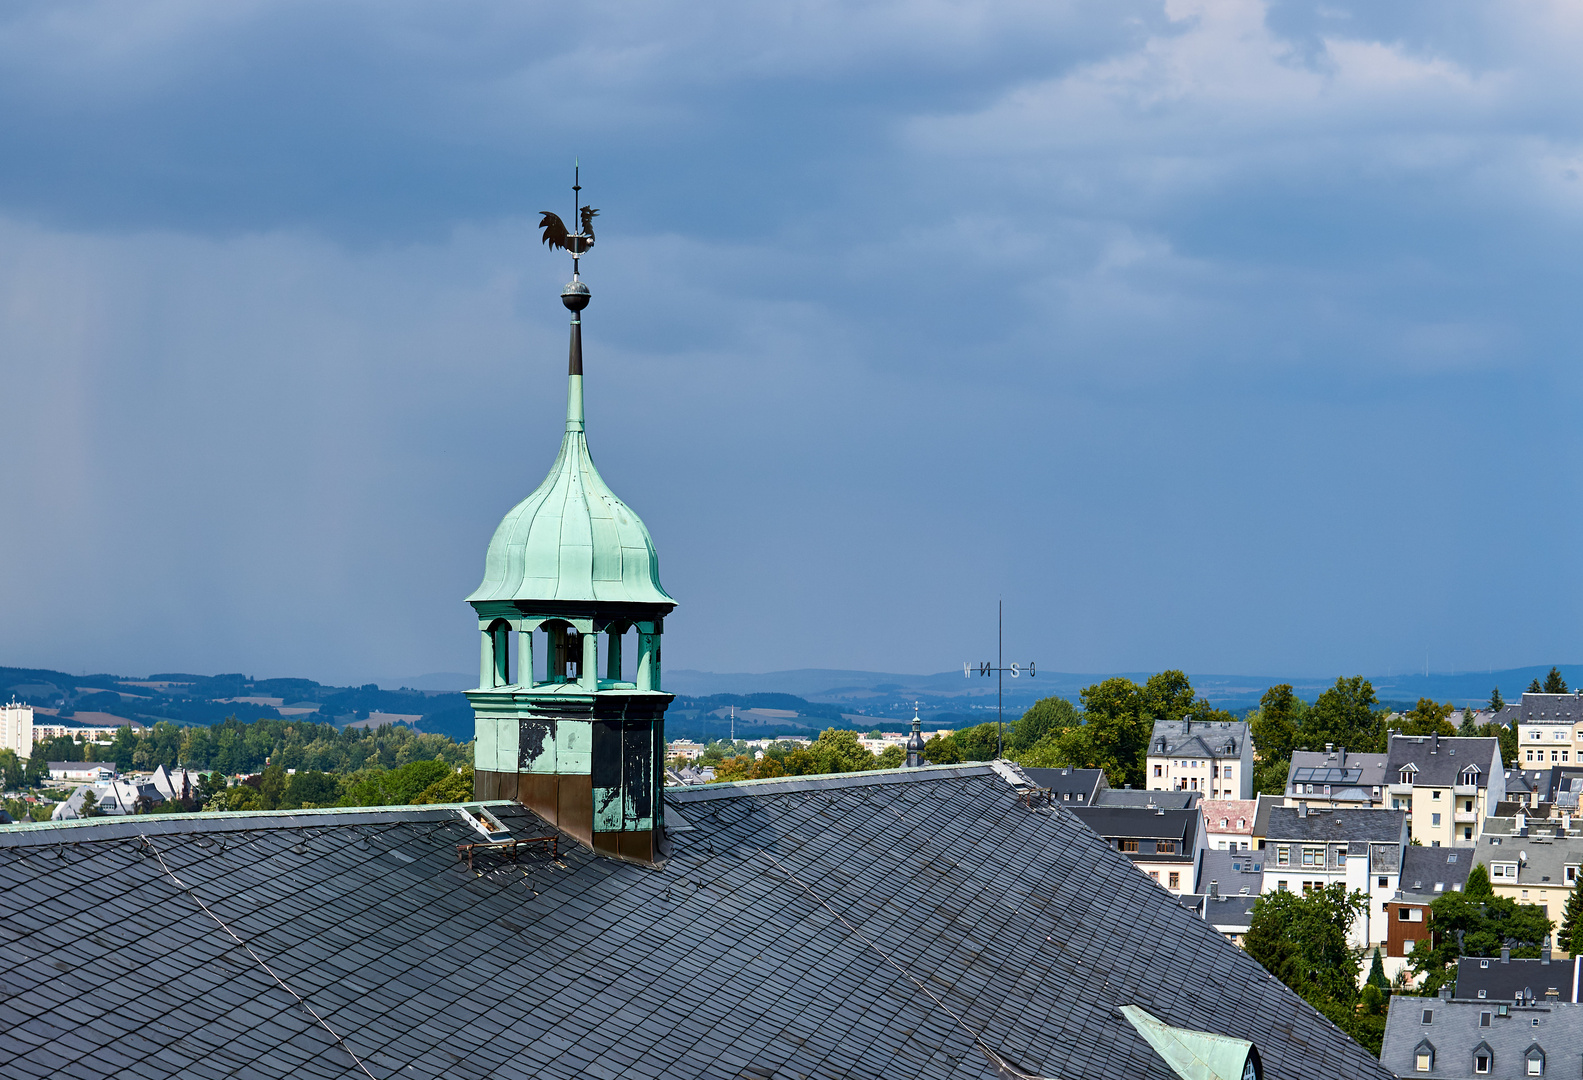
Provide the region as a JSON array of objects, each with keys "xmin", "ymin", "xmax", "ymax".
[{"xmin": 468, "ymin": 379, "xmax": 673, "ymax": 607}]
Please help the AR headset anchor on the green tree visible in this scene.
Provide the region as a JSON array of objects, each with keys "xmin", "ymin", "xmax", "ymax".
[
  {"xmin": 1545, "ymin": 667, "xmax": 1569, "ymax": 694},
  {"xmin": 1489, "ymin": 687, "xmax": 1505, "ymax": 714},
  {"xmin": 280, "ymin": 769, "xmax": 341, "ymax": 809},
  {"xmin": 0, "ymin": 749, "xmax": 22, "ymax": 790},
  {"xmin": 1253, "ymin": 757, "xmax": 1289, "ymax": 797},
  {"xmin": 258, "ymin": 762, "xmax": 287, "ymax": 809},
  {"xmin": 1246, "ymin": 884, "xmax": 1366, "ymax": 1003},
  {"xmin": 875, "ymin": 744, "xmax": 906, "ymax": 769},
  {"xmin": 1367, "ymin": 946, "xmax": 1388, "ymax": 989},
  {"xmin": 1408, "ymin": 863, "xmax": 1553, "ymax": 993},
  {"xmin": 1076, "ymin": 676, "xmax": 1153, "ymax": 788},
  {"xmin": 1250, "ymin": 684, "xmax": 1303, "ymax": 763},
  {"xmin": 1529, "ymin": 678, "xmax": 1544, "ymax": 693},
  {"xmin": 78, "ymin": 788, "xmax": 100, "ymax": 817},
  {"xmin": 921, "ymin": 734, "xmax": 962, "ymax": 765},
  {"xmin": 1300, "ymin": 677, "xmax": 1386, "ymax": 754},
  {"xmin": 108, "ymin": 726, "xmax": 138, "ymax": 770},
  {"xmin": 952, "ymin": 723, "xmax": 1003, "ymax": 763},
  {"xmin": 1400, "ymin": 699, "xmax": 1457, "ymax": 738},
  {"xmin": 1558, "ymin": 878, "xmax": 1583, "ymax": 955},
  {"xmin": 1011, "ymin": 696, "xmax": 1078, "ymax": 753}
]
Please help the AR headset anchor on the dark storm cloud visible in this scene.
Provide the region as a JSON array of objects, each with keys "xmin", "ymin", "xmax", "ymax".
[{"xmin": 1, "ymin": 0, "xmax": 1581, "ymax": 685}]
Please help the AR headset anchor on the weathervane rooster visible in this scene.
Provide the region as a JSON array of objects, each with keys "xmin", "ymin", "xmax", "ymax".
[{"xmin": 538, "ymin": 205, "xmax": 598, "ymax": 257}]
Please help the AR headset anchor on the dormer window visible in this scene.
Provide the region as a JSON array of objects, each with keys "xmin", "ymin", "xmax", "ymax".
[
  {"xmin": 1400, "ymin": 766, "xmax": 1417, "ymax": 784},
  {"xmin": 1415, "ymin": 1039, "xmax": 1436, "ymax": 1072},
  {"xmin": 1462, "ymin": 766, "xmax": 1480, "ymax": 785},
  {"xmin": 1473, "ymin": 1040, "xmax": 1494, "ymax": 1074},
  {"xmin": 1526, "ymin": 1044, "xmax": 1545, "ymax": 1076}
]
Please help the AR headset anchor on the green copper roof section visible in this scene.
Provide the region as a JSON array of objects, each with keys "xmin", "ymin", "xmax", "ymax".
[
  {"xmin": 1118, "ymin": 1005, "xmax": 1261, "ymax": 1080},
  {"xmin": 468, "ymin": 371, "xmax": 674, "ymax": 607}
]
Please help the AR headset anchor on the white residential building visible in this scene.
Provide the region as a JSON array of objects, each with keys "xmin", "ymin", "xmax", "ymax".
[
  {"xmin": 1261, "ymin": 805, "xmax": 1408, "ymax": 957},
  {"xmin": 1, "ymin": 700, "xmax": 33, "ymax": 759},
  {"xmin": 1146, "ymin": 718, "xmax": 1254, "ymax": 800}
]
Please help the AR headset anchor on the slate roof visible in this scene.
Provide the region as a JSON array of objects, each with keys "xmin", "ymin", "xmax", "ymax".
[
  {"xmin": 1514, "ymin": 692, "xmax": 1583, "ymax": 725},
  {"xmin": 0, "ymin": 764, "xmax": 1390, "ymax": 1080},
  {"xmin": 1398, "ymin": 846, "xmax": 1473, "ymax": 900},
  {"xmin": 1070, "ymin": 805, "xmax": 1200, "ymax": 844},
  {"xmin": 1381, "ymin": 996, "xmax": 1583, "ymax": 1079},
  {"xmin": 1287, "ymin": 748, "xmax": 1387, "ymax": 802},
  {"xmin": 1471, "ymin": 832, "xmax": 1583, "ymax": 890},
  {"xmin": 1148, "ymin": 718, "xmax": 1247, "ymax": 759},
  {"xmin": 1019, "ymin": 766, "xmax": 1107, "ymax": 804},
  {"xmin": 1094, "ymin": 788, "xmax": 1200, "ymax": 810},
  {"xmin": 1195, "ymin": 848, "xmax": 1264, "ymax": 895},
  {"xmin": 1264, "ymin": 806, "xmax": 1408, "ymax": 844},
  {"xmin": 1456, "ymin": 956, "xmax": 1583, "ymax": 1003},
  {"xmin": 1387, "ymin": 734, "xmax": 1503, "ymax": 788},
  {"xmin": 1178, "ymin": 893, "xmax": 1258, "ymax": 934}
]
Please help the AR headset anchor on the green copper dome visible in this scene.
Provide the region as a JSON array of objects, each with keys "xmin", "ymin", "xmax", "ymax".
[{"xmin": 468, "ymin": 374, "xmax": 673, "ymax": 607}]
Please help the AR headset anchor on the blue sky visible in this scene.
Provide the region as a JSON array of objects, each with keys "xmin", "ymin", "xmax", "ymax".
[{"xmin": 1, "ymin": 0, "xmax": 1581, "ymax": 686}]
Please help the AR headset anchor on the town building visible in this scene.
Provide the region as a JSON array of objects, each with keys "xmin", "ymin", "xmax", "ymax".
[
  {"xmin": 1177, "ymin": 884, "xmax": 1259, "ymax": 947},
  {"xmin": 46, "ymin": 761, "xmax": 116, "ymax": 782},
  {"xmin": 1387, "ymin": 734, "xmax": 1506, "ymax": 847},
  {"xmin": 1457, "ymin": 950, "xmax": 1583, "ymax": 1003},
  {"xmin": 1071, "ymin": 805, "xmax": 1207, "ymax": 896},
  {"xmin": 1201, "ymin": 798, "xmax": 1258, "ymax": 851},
  {"xmin": 1284, "ymin": 744, "xmax": 1388, "ymax": 809},
  {"xmin": 1381, "ymin": 992, "xmax": 1583, "ymax": 1079},
  {"xmin": 1384, "ymin": 847, "xmax": 1475, "ymax": 984},
  {"xmin": 1145, "ymin": 718, "xmax": 1253, "ymax": 799},
  {"xmin": 1261, "ymin": 805, "xmax": 1406, "ymax": 953},
  {"xmin": 1470, "ymin": 819, "xmax": 1583, "ymax": 927},
  {"xmin": 0, "ymin": 699, "xmax": 33, "ymax": 758},
  {"xmin": 1021, "ymin": 766, "xmax": 1108, "ymax": 806},
  {"xmin": 1515, "ymin": 691, "xmax": 1583, "ymax": 765},
  {"xmin": 1504, "ymin": 766, "xmax": 1560, "ymax": 811}
]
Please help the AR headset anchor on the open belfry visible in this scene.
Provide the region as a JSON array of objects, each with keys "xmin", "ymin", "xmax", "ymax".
[{"xmin": 466, "ymin": 175, "xmax": 674, "ymax": 861}]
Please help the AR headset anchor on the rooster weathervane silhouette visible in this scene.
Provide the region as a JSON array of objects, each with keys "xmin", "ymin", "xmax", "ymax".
[{"xmin": 538, "ymin": 163, "xmax": 598, "ymax": 279}]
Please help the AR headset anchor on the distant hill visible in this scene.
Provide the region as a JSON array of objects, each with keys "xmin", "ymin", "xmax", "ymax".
[
  {"xmin": 5, "ymin": 661, "xmax": 1568, "ymax": 746},
  {"xmin": 0, "ymin": 666, "xmax": 474, "ymax": 743}
]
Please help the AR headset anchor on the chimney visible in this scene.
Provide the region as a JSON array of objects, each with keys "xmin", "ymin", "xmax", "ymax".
[
  {"xmin": 1502, "ymin": 946, "xmax": 1511, "ymax": 964},
  {"xmin": 1209, "ymin": 879, "xmax": 1220, "ymax": 899},
  {"xmin": 1298, "ymin": 804, "xmax": 1307, "ymax": 818},
  {"xmin": 1183, "ymin": 719, "xmax": 1190, "ymax": 735},
  {"xmin": 1325, "ymin": 743, "xmax": 1334, "ymax": 756},
  {"xmin": 1543, "ymin": 941, "xmax": 1553, "ymax": 964},
  {"xmin": 1439, "ymin": 986, "xmax": 1453, "ymax": 1001},
  {"xmin": 1431, "ymin": 732, "xmax": 1439, "ymax": 754}
]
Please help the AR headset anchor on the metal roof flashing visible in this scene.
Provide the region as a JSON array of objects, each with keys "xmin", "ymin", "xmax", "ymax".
[{"xmin": 1120, "ymin": 1004, "xmax": 1262, "ymax": 1080}]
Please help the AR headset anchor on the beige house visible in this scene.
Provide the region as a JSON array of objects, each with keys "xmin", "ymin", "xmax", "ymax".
[
  {"xmin": 1385, "ymin": 733, "xmax": 1505, "ymax": 847},
  {"xmin": 1515, "ymin": 691, "xmax": 1583, "ymax": 766},
  {"xmin": 1201, "ymin": 798, "xmax": 1258, "ymax": 851}
]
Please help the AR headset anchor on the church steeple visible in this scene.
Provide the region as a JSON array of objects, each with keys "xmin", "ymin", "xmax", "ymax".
[{"xmin": 466, "ymin": 173, "xmax": 675, "ymax": 863}]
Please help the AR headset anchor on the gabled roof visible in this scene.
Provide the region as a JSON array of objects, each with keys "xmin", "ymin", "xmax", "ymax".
[
  {"xmin": 1020, "ymin": 766, "xmax": 1107, "ymax": 802},
  {"xmin": 1456, "ymin": 955, "xmax": 1583, "ymax": 1003},
  {"xmin": 1386, "ymin": 735, "xmax": 1502, "ymax": 788},
  {"xmin": 1516, "ymin": 692, "xmax": 1583, "ymax": 724},
  {"xmin": 1096, "ymin": 788, "xmax": 1200, "ymax": 810},
  {"xmin": 1264, "ymin": 806, "xmax": 1407, "ymax": 844},
  {"xmin": 1071, "ymin": 805, "xmax": 1200, "ymax": 843},
  {"xmin": 1149, "ymin": 719, "xmax": 1248, "ymax": 758},
  {"xmin": 0, "ymin": 765, "xmax": 1390, "ymax": 1080},
  {"xmin": 1398, "ymin": 845, "xmax": 1472, "ymax": 899},
  {"xmin": 1382, "ymin": 998, "xmax": 1583, "ymax": 1078}
]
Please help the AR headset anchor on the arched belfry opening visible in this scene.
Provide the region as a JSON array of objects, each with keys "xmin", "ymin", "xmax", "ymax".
[{"xmin": 464, "ymin": 173, "xmax": 675, "ymax": 864}]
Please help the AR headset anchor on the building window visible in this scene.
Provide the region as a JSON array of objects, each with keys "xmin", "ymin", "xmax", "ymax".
[
  {"xmin": 1527, "ymin": 750, "xmax": 1535, "ymax": 761},
  {"xmin": 1168, "ymin": 872, "xmax": 1180, "ymax": 889},
  {"xmin": 1401, "ymin": 768, "xmax": 1415, "ymax": 784},
  {"xmin": 1554, "ymin": 750, "xmax": 1561, "ymax": 763},
  {"xmin": 1277, "ymin": 847, "xmax": 1289, "ymax": 866},
  {"xmin": 1527, "ymin": 1048, "xmax": 1544, "ymax": 1075},
  {"xmin": 1416, "ymin": 1042, "xmax": 1435, "ymax": 1072},
  {"xmin": 1567, "ymin": 866, "xmax": 1578, "ymax": 885},
  {"xmin": 1379, "ymin": 876, "xmax": 1389, "ymax": 888},
  {"xmin": 1278, "ymin": 880, "xmax": 1288, "ymax": 892},
  {"xmin": 1465, "ymin": 827, "xmax": 1473, "ymax": 840},
  {"xmin": 1475, "ymin": 1051, "xmax": 1490, "ymax": 1073},
  {"xmin": 1433, "ymin": 790, "xmax": 1442, "ymax": 800},
  {"xmin": 1432, "ymin": 813, "xmax": 1442, "ymax": 826},
  {"xmin": 1480, "ymin": 1013, "xmax": 1491, "ymax": 1027},
  {"xmin": 1154, "ymin": 764, "xmax": 1162, "ymax": 777},
  {"xmin": 1224, "ymin": 766, "xmax": 1233, "ymax": 779},
  {"xmin": 1238, "ymin": 818, "xmax": 1246, "ymax": 829},
  {"xmin": 1338, "ymin": 850, "xmax": 1348, "ymax": 866},
  {"xmin": 1157, "ymin": 841, "xmax": 1176, "ymax": 855},
  {"xmin": 1220, "ymin": 818, "xmax": 1229, "ymax": 828},
  {"xmin": 1119, "ymin": 840, "xmax": 1138, "ymax": 853}
]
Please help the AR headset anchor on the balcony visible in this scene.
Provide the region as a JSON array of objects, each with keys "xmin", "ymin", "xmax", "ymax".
[
  {"xmin": 1453, "ymin": 785, "xmax": 1479, "ymax": 796},
  {"xmin": 1388, "ymin": 783, "xmax": 1414, "ymax": 796},
  {"xmin": 1455, "ymin": 810, "xmax": 1478, "ymax": 824}
]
